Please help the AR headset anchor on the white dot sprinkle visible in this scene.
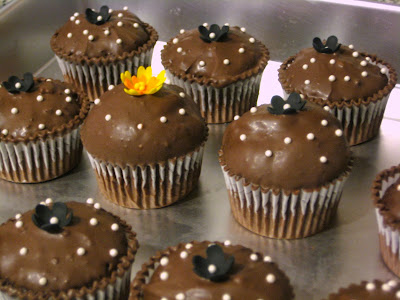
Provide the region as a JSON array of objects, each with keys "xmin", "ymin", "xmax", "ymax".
[
  {"xmin": 344, "ymin": 76, "xmax": 351, "ymax": 82},
  {"xmin": 266, "ymin": 274, "xmax": 276, "ymax": 283},
  {"xmin": 104, "ymin": 29, "xmax": 110, "ymax": 36},
  {"xmin": 108, "ymin": 85, "xmax": 115, "ymax": 91},
  {"xmin": 307, "ymin": 133, "xmax": 315, "ymax": 140},
  {"xmin": 90, "ymin": 218, "xmax": 98, "ymax": 226},
  {"xmin": 73, "ymin": 13, "xmax": 79, "ymax": 17},
  {"xmin": 335, "ymin": 129, "xmax": 343, "ymax": 136},
  {"xmin": 38, "ymin": 124, "xmax": 45, "ymax": 130},
  {"xmin": 118, "ymin": 13, "xmax": 123, "ymax": 18},
  {"xmin": 50, "ymin": 217, "xmax": 59, "ymax": 224},
  {"xmin": 173, "ymin": 38, "xmax": 179, "ymax": 44},
  {"xmin": 240, "ymin": 27, "xmax": 246, "ymax": 32},
  {"xmin": 45, "ymin": 198, "xmax": 52, "ymax": 204},
  {"xmin": 67, "ymin": 33, "xmax": 72, "ymax": 38},
  {"xmin": 185, "ymin": 243, "xmax": 193, "ymax": 249},
  {"xmin": 361, "ymin": 71, "xmax": 368, "ymax": 77},
  {"xmin": 133, "ymin": 23, "xmax": 139, "ymax": 28},
  {"xmin": 70, "ymin": 16, "xmax": 75, "ymax": 21},
  {"xmin": 265, "ymin": 150, "xmax": 273, "ymax": 157},
  {"xmin": 360, "ymin": 60, "xmax": 367, "ymax": 66},
  {"xmin": 320, "ymin": 156, "xmax": 328, "ymax": 163},
  {"xmin": 177, "ymin": 47, "xmax": 183, "ymax": 53},
  {"xmin": 77, "ymin": 247, "xmax": 85, "ymax": 256},
  {"xmin": 203, "ymin": 23, "xmax": 208, "ymax": 27},
  {"xmin": 86, "ymin": 198, "xmax": 94, "ymax": 204},
  {"xmin": 180, "ymin": 251, "xmax": 188, "ymax": 259},
  {"xmin": 137, "ymin": 123, "xmax": 143, "ymax": 130},
  {"xmin": 321, "ymin": 119, "xmax": 328, "ymax": 126},
  {"xmin": 180, "ymin": 29, "xmax": 185, "ymax": 34},
  {"xmin": 209, "ymin": 32, "xmax": 216, "ymax": 39},
  {"xmin": 250, "ymin": 253, "xmax": 258, "ymax": 261},
  {"xmin": 199, "ymin": 61, "xmax": 205, "ymax": 67},
  {"xmin": 97, "ymin": 16, "xmax": 103, "ymax": 21},
  {"xmin": 352, "ymin": 51, "xmax": 359, "ymax": 57},
  {"xmin": 250, "ymin": 107, "xmax": 257, "ymax": 113},
  {"xmin": 109, "ymin": 249, "xmax": 118, "ymax": 257},
  {"xmin": 75, "ymin": 20, "xmax": 80, "ymax": 25},
  {"xmin": 160, "ymin": 116, "xmax": 167, "ymax": 123},
  {"xmin": 249, "ymin": 37, "xmax": 255, "ymax": 43},
  {"xmin": 160, "ymin": 271, "xmax": 169, "ymax": 280},
  {"xmin": 179, "ymin": 92, "xmax": 185, "ymax": 98},
  {"xmin": 264, "ymin": 256, "xmax": 272, "ymax": 262},
  {"xmin": 304, "ymin": 80, "xmax": 310, "ymax": 85},
  {"xmin": 283, "ymin": 104, "xmax": 291, "ymax": 110},
  {"xmin": 396, "ymin": 291, "xmax": 400, "ymax": 298},
  {"xmin": 310, "ymin": 58, "xmax": 316, "ymax": 63},
  {"xmin": 176, "ymin": 293, "xmax": 185, "ymax": 300},
  {"xmin": 240, "ymin": 134, "xmax": 247, "ymax": 141},
  {"xmin": 15, "ymin": 82, "xmax": 21, "ymax": 89},
  {"xmin": 117, "ymin": 21, "xmax": 123, "ymax": 27},
  {"xmin": 83, "ymin": 29, "xmax": 89, "ymax": 35},
  {"xmin": 224, "ymin": 23, "xmax": 230, "ymax": 26},
  {"xmin": 323, "ymin": 106, "xmax": 330, "ymax": 111},
  {"xmin": 15, "ymin": 220, "xmax": 23, "ymax": 228},
  {"xmin": 55, "ymin": 109, "xmax": 62, "ymax": 116},
  {"xmin": 349, "ymin": 44, "xmax": 354, "ymax": 49},
  {"xmin": 208, "ymin": 264, "xmax": 217, "ymax": 273},
  {"xmin": 239, "ymin": 47, "xmax": 245, "ymax": 53},
  {"xmin": 19, "ymin": 247, "xmax": 28, "ymax": 255},
  {"xmin": 65, "ymin": 96, "xmax": 72, "ymax": 102},
  {"xmin": 302, "ymin": 64, "xmax": 308, "ymax": 70},
  {"xmin": 123, "ymin": 6, "xmax": 128, "ymax": 10},
  {"xmin": 366, "ymin": 57, "xmax": 371, "ymax": 61},
  {"xmin": 179, "ymin": 108, "xmax": 186, "ymax": 115},
  {"xmin": 39, "ymin": 277, "xmax": 47, "ymax": 286},
  {"xmin": 381, "ymin": 67, "xmax": 388, "ymax": 74},
  {"xmin": 328, "ymin": 75, "xmax": 336, "ymax": 82},
  {"xmin": 111, "ymin": 223, "xmax": 119, "ymax": 231},
  {"xmin": 15, "ymin": 213, "xmax": 21, "ymax": 219},
  {"xmin": 222, "ymin": 294, "xmax": 231, "ymax": 300},
  {"xmin": 94, "ymin": 203, "xmax": 101, "ymax": 209},
  {"xmin": 224, "ymin": 240, "xmax": 231, "ymax": 246},
  {"xmin": 300, "ymin": 94, "xmax": 305, "ymax": 99},
  {"xmin": 329, "ymin": 59, "xmax": 335, "ymax": 64},
  {"xmin": 388, "ymin": 280, "xmax": 398, "ymax": 287},
  {"xmin": 108, "ymin": 8, "xmax": 113, "ymax": 13},
  {"xmin": 94, "ymin": 98, "xmax": 100, "ymax": 105},
  {"xmin": 223, "ymin": 59, "xmax": 230, "ymax": 65},
  {"xmin": 234, "ymin": 115, "xmax": 240, "ymax": 120},
  {"xmin": 382, "ymin": 283, "xmax": 391, "ymax": 291},
  {"xmin": 1, "ymin": 129, "xmax": 8, "ymax": 136},
  {"xmin": 284, "ymin": 137, "xmax": 292, "ymax": 144},
  {"xmin": 160, "ymin": 257, "xmax": 169, "ymax": 266},
  {"xmin": 116, "ymin": 38, "xmax": 122, "ymax": 44},
  {"xmin": 11, "ymin": 107, "xmax": 18, "ymax": 114},
  {"xmin": 105, "ymin": 114, "xmax": 112, "ymax": 121}
]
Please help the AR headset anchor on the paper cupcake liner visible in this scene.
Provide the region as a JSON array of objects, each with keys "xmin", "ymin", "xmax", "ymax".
[
  {"xmin": 221, "ymin": 166, "xmax": 350, "ymax": 239},
  {"xmin": 87, "ymin": 145, "xmax": 205, "ymax": 209},
  {"xmin": 166, "ymin": 70, "xmax": 262, "ymax": 124},
  {"xmin": 55, "ymin": 48, "xmax": 154, "ymax": 101},
  {"xmin": 0, "ymin": 128, "xmax": 82, "ymax": 183}
]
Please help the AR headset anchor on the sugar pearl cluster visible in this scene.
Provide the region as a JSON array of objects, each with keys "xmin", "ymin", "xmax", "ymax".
[{"xmin": 364, "ymin": 280, "xmax": 400, "ymax": 298}]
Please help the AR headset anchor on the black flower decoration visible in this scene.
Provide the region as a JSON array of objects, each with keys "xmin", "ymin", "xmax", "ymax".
[
  {"xmin": 268, "ymin": 93, "xmax": 306, "ymax": 115},
  {"xmin": 312, "ymin": 35, "xmax": 341, "ymax": 53},
  {"xmin": 2, "ymin": 73, "xmax": 34, "ymax": 94},
  {"xmin": 32, "ymin": 202, "xmax": 73, "ymax": 233},
  {"xmin": 85, "ymin": 5, "xmax": 111, "ymax": 25},
  {"xmin": 192, "ymin": 244, "xmax": 234, "ymax": 282},
  {"xmin": 198, "ymin": 24, "xmax": 229, "ymax": 43}
]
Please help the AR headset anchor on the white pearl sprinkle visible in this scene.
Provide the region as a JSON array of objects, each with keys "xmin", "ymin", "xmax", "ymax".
[
  {"xmin": 240, "ymin": 27, "xmax": 246, "ymax": 32},
  {"xmin": 70, "ymin": 16, "xmax": 76, "ymax": 21},
  {"xmin": 65, "ymin": 96, "xmax": 72, "ymax": 102},
  {"xmin": 240, "ymin": 134, "xmax": 247, "ymax": 141},
  {"xmin": 45, "ymin": 198, "xmax": 53, "ymax": 204},
  {"xmin": 199, "ymin": 61, "xmax": 205, "ymax": 67},
  {"xmin": 310, "ymin": 58, "xmax": 316, "ymax": 63},
  {"xmin": 118, "ymin": 13, "xmax": 123, "ymax": 18},
  {"xmin": 302, "ymin": 64, "xmax": 308, "ymax": 70},
  {"xmin": 94, "ymin": 203, "xmax": 101, "ymax": 209},
  {"xmin": 160, "ymin": 271, "xmax": 169, "ymax": 280},
  {"xmin": 304, "ymin": 80, "xmax": 310, "ymax": 85},
  {"xmin": 38, "ymin": 124, "xmax": 45, "ymax": 130},
  {"xmin": 133, "ymin": 23, "xmax": 139, "ymax": 28},
  {"xmin": 109, "ymin": 249, "xmax": 118, "ymax": 257},
  {"xmin": 396, "ymin": 291, "xmax": 400, "ymax": 298},
  {"xmin": 249, "ymin": 37, "xmax": 255, "ymax": 43},
  {"xmin": 250, "ymin": 253, "xmax": 258, "ymax": 261},
  {"xmin": 123, "ymin": 6, "xmax": 128, "ymax": 10},
  {"xmin": 360, "ymin": 60, "xmax": 367, "ymax": 66},
  {"xmin": 173, "ymin": 38, "xmax": 179, "ymax": 44},
  {"xmin": 1, "ymin": 129, "xmax": 8, "ymax": 136},
  {"xmin": 97, "ymin": 16, "xmax": 103, "ymax": 21},
  {"xmin": 19, "ymin": 247, "xmax": 28, "ymax": 255},
  {"xmin": 265, "ymin": 150, "xmax": 273, "ymax": 157},
  {"xmin": 185, "ymin": 243, "xmax": 193, "ymax": 249},
  {"xmin": 321, "ymin": 119, "xmax": 328, "ymax": 126},
  {"xmin": 224, "ymin": 240, "xmax": 231, "ymax": 246},
  {"xmin": 15, "ymin": 82, "xmax": 21, "ymax": 89},
  {"xmin": 222, "ymin": 294, "xmax": 231, "ymax": 300},
  {"xmin": 382, "ymin": 283, "xmax": 391, "ymax": 291},
  {"xmin": 75, "ymin": 20, "xmax": 80, "ymax": 25},
  {"xmin": 284, "ymin": 137, "xmax": 292, "ymax": 144},
  {"xmin": 266, "ymin": 274, "xmax": 276, "ymax": 283},
  {"xmin": 63, "ymin": 89, "xmax": 71, "ymax": 95},
  {"xmin": 104, "ymin": 29, "xmax": 110, "ymax": 36},
  {"xmin": 105, "ymin": 114, "xmax": 112, "ymax": 121},
  {"xmin": 396, "ymin": 185, "xmax": 400, "ymax": 191},
  {"xmin": 15, "ymin": 213, "xmax": 21, "ymax": 219},
  {"xmin": 224, "ymin": 23, "xmax": 230, "ymax": 26},
  {"xmin": 89, "ymin": 218, "xmax": 98, "ymax": 226},
  {"xmin": 323, "ymin": 106, "xmax": 330, "ymax": 111},
  {"xmin": 176, "ymin": 293, "xmax": 185, "ymax": 300},
  {"xmin": 39, "ymin": 277, "xmax": 47, "ymax": 286},
  {"xmin": 180, "ymin": 251, "xmax": 188, "ymax": 259},
  {"xmin": 73, "ymin": 13, "xmax": 78, "ymax": 17},
  {"xmin": 116, "ymin": 38, "xmax": 122, "ymax": 44},
  {"xmin": 361, "ymin": 71, "xmax": 368, "ymax": 77},
  {"xmin": 117, "ymin": 21, "xmax": 123, "ymax": 27},
  {"xmin": 329, "ymin": 59, "xmax": 335, "ymax": 64},
  {"xmin": 179, "ymin": 92, "xmax": 185, "ymax": 98},
  {"xmin": 203, "ymin": 23, "xmax": 208, "ymax": 27},
  {"xmin": 108, "ymin": 8, "xmax": 113, "ymax": 13},
  {"xmin": 307, "ymin": 133, "xmax": 315, "ymax": 140},
  {"xmin": 381, "ymin": 67, "xmax": 388, "ymax": 74},
  {"xmin": 209, "ymin": 32, "xmax": 216, "ymax": 39},
  {"xmin": 208, "ymin": 264, "xmax": 217, "ymax": 273},
  {"xmin": 234, "ymin": 115, "xmax": 240, "ymax": 120},
  {"xmin": 15, "ymin": 220, "xmax": 23, "ymax": 228},
  {"xmin": 250, "ymin": 107, "xmax": 257, "ymax": 113},
  {"xmin": 283, "ymin": 104, "xmax": 291, "ymax": 110},
  {"xmin": 94, "ymin": 98, "xmax": 100, "ymax": 105},
  {"xmin": 77, "ymin": 247, "xmax": 85, "ymax": 256},
  {"xmin": 366, "ymin": 57, "xmax": 371, "ymax": 61},
  {"xmin": 110, "ymin": 223, "xmax": 119, "ymax": 231},
  {"xmin": 55, "ymin": 109, "xmax": 62, "ymax": 116},
  {"xmin": 11, "ymin": 107, "xmax": 18, "ymax": 114},
  {"xmin": 349, "ymin": 44, "xmax": 354, "ymax": 49},
  {"xmin": 83, "ymin": 29, "xmax": 89, "ymax": 35},
  {"xmin": 67, "ymin": 33, "xmax": 72, "ymax": 38},
  {"xmin": 137, "ymin": 123, "xmax": 143, "ymax": 130},
  {"xmin": 180, "ymin": 29, "xmax": 185, "ymax": 34},
  {"xmin": 388, "ymin": 280, "xmax": 398, "ymax": 287},
  {"xmin": 328, "ymin": 75, "xmax": 336, "ymax": 82},
  {"xmin": 50, "ymin": 217, "xmax": 59, "ymax": 224},
  {"xmin": 108, "ymin": 85, "xmax": 115, "ymax": 90},
  {"xmin": 177, "ymin": 47, "xmax": 183, "ymax": 53},
  {"xmin": 320, "ymin": 156, "xmax": 328, "ymax": 163},
  {"xmin": 352, "ymin": 51, "xmax": 359, "ymax": 57},
  {"xmin": 223, "ymin": 59, "xmax": 230, "ymax": 65},
  {"xmin": 335, "ymin": 129, "xmax": 343, "ymax": 137},
  {"xmin": 264, "ymin": 256, "xmax": 272, "ymax": 262},
  {"xmin": 179, "ymin": 108, "xmax": 186, "ymax": 115},
  {"xmin": 300, "ymin": 94, "xmax": 305, "ymax": 99},
  {"xmin": 86, "ymin": 198, "xmax": 94, "ymax": 204},
  {"xmin": 160, "ymin": 257, "xmax": 169, "ymax": 266},
  {"xmin": 160, "ymin": 116, "xmax": 167, "ymax": 123},
  {"xmin": 344, "ymin": 76, "xmax": 351, "ymax": 82}
]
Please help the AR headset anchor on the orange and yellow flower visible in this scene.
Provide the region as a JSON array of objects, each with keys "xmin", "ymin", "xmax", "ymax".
[{"xmin": 121, "ymin": 66, "xmax": 166, "ymax": 96}]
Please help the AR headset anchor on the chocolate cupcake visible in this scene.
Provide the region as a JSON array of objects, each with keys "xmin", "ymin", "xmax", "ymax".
[
  {"xmin": 50, "ymin": 5, "xmax": 158, "ymax": 101},
  {"xmin": 161, "ymin": 24, "xmax": 269, "ymax": 123},
  {"xmin": 278, "ymin": 36, "xmax": 397, "ymax": 145},
  {"xmin": 80, "ymin": 67, "xmax": 208, "ymax": 209},
  {"xmin": 372, "ymin": 164, "xmax": 400, "ymax": 277},
  {"xmin": 130, "ymin": 240, "xmax": 294, "ymax": 299},
  {"xmin": 219, "ymin": 93, "xmax": 352, "ymax": 239},
  {"xmin": 0, "ymin": 199, "xmax": 138, "ymax": 299},
  {"xmin": 0, "ymin": 73, "xmax": 90, "ymax": 183},
  {"xmin": 326, "ymin": 279, "xmax": 400, "ymax": 299}
]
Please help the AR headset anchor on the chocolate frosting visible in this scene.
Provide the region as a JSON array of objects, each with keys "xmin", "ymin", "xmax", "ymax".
[
  {"xmin": 327, "ymin": 280, "xmax": 400, "ymax": 299},
  {"xmin": 278, "ymin": 45, "xmax": 396, "ymax": 105},
  {"xmin": 0, "ymin": 78, "xmax": 89, "ymax": 143},
  {"xmin": 50, "ymin": 9, "xmax": 158, "ymax": 63},
  {"xmin": 161, "ymin": 26, "xmax": 269, "ymax": 88},
  {"xmin": 132, "ymin": 241, "xmax": 294, "ymax": 299},
  {"xmin": 80, "ymin": 84, "xmax": 207, "ymax": 166},
  {"xmin": 219, "ymin": 102, "xmax": 351, "ymax": 190},
  {"xmin": 0, "ymin": 201, "xmax": 138, "ymax": 296}
]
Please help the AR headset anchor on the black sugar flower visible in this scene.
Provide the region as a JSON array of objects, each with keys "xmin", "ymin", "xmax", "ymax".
[
  {"xmin": 86, "ymin": 5, "xmax": 111, "ymax": 25},
  {"xmin": 268, "ymin": 93, "xmax": 306, "ymax": 115},
  {"xmin": 192, "ymin": 244, "xmax": 234, "ymax": 282},
  {"xmin": 198, "ymin": 24, "xmax": 229, "ymax": 43},
  {"xmin": 2, "ymin": 73, "xmax": 34, "ymax": 94},
  {"xmin": 32, "ymin": 202, "xmax": 73, "ymax": 233},
  {"xmin": 313, "ymin": 35, "xmax": 341, "ymax": 53}
]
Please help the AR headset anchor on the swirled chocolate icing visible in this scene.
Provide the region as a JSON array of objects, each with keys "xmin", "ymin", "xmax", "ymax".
[
  {"xmin": 219, "ymin": 102, "xmax": 351, "ymax": 190},
  {"xmin": 161, "ymin": 26, "xmax": 269, "ymax": 88},
  {"xmin": 327, "ymin": 280, "xmax": 400, "ymax": 299},
  {"xmin": 80, "ymin": 84, "xmax": 207, "ymax": 166}
]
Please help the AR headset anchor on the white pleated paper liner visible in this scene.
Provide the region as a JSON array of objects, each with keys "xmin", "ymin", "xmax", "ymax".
[
  {"xmin": 221, "ymin": 165, "xmax": 351, "ymax": 239},
  {"xmin": 0, "ymin": 128, "xmax": 82, "ymax": 183},
  {"xmin": 87, "ymin": 145, "xmax": 205, "ymax": 209},
  {"xmin": 55, "ymin": 48, "xmax": 154, "ymax": 102},
  {"xmin": 166, "ymin": 70, "xmax": 262, "ymax": 124}
]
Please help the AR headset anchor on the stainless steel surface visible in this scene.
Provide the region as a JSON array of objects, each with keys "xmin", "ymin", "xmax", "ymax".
[{"xmin": 1, "ymin": 1, "xmax": 400, "ymax": 299}]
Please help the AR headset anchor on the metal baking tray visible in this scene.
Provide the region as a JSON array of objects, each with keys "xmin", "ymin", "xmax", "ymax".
[{"xmin": 1, "ymin": 1, "xmax": 400, "ymax": 299}]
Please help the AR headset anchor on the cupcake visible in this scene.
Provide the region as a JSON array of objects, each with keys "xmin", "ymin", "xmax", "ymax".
[
  {"xmin": 372, "ymin": 164, "xmax": 400, "ymax": 277},
  {"xmin": 219, "ymin": 93, "xmax": 352, "ymax": 239},
  {"xmin": 130, "ymin": 240, "xmax": 294, "ymax": 299},
  {"xmin": 161, "ymin": 24, "xmax": 269, "ymax": 123},
  {"xmin": 0, "ymin": 199, "xmax": 138, "ymax": 299},
  {"xmin": 80, "ymin": 67, "xmax": 208, "ymax": 209},
  {"xmin": 326, "ymin": 279, "xmax": 400, "ymax": 299},
  {"xmin": 0, "ymin": 73, "xmax": 90, "ymax": 183},
  {"xmin": 50, "ymin": 5, "xmax": 158, "ymax": 101},
  {"xmin": 278, "ymin": 35, "xmax": 397, "ymax": 145}
]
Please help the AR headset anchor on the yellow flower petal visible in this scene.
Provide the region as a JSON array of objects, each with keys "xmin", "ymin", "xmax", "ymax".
[
  {"xmin": 157, "ymin": 70, "xmax": 166, "ymax": 83},
  {"xmin": 136, "ymin": 66, "xmax": 145, "ymax": 80},
  {"xmin": 144, "ymin": 66, "xmax": 153, "ymax": 81}
]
